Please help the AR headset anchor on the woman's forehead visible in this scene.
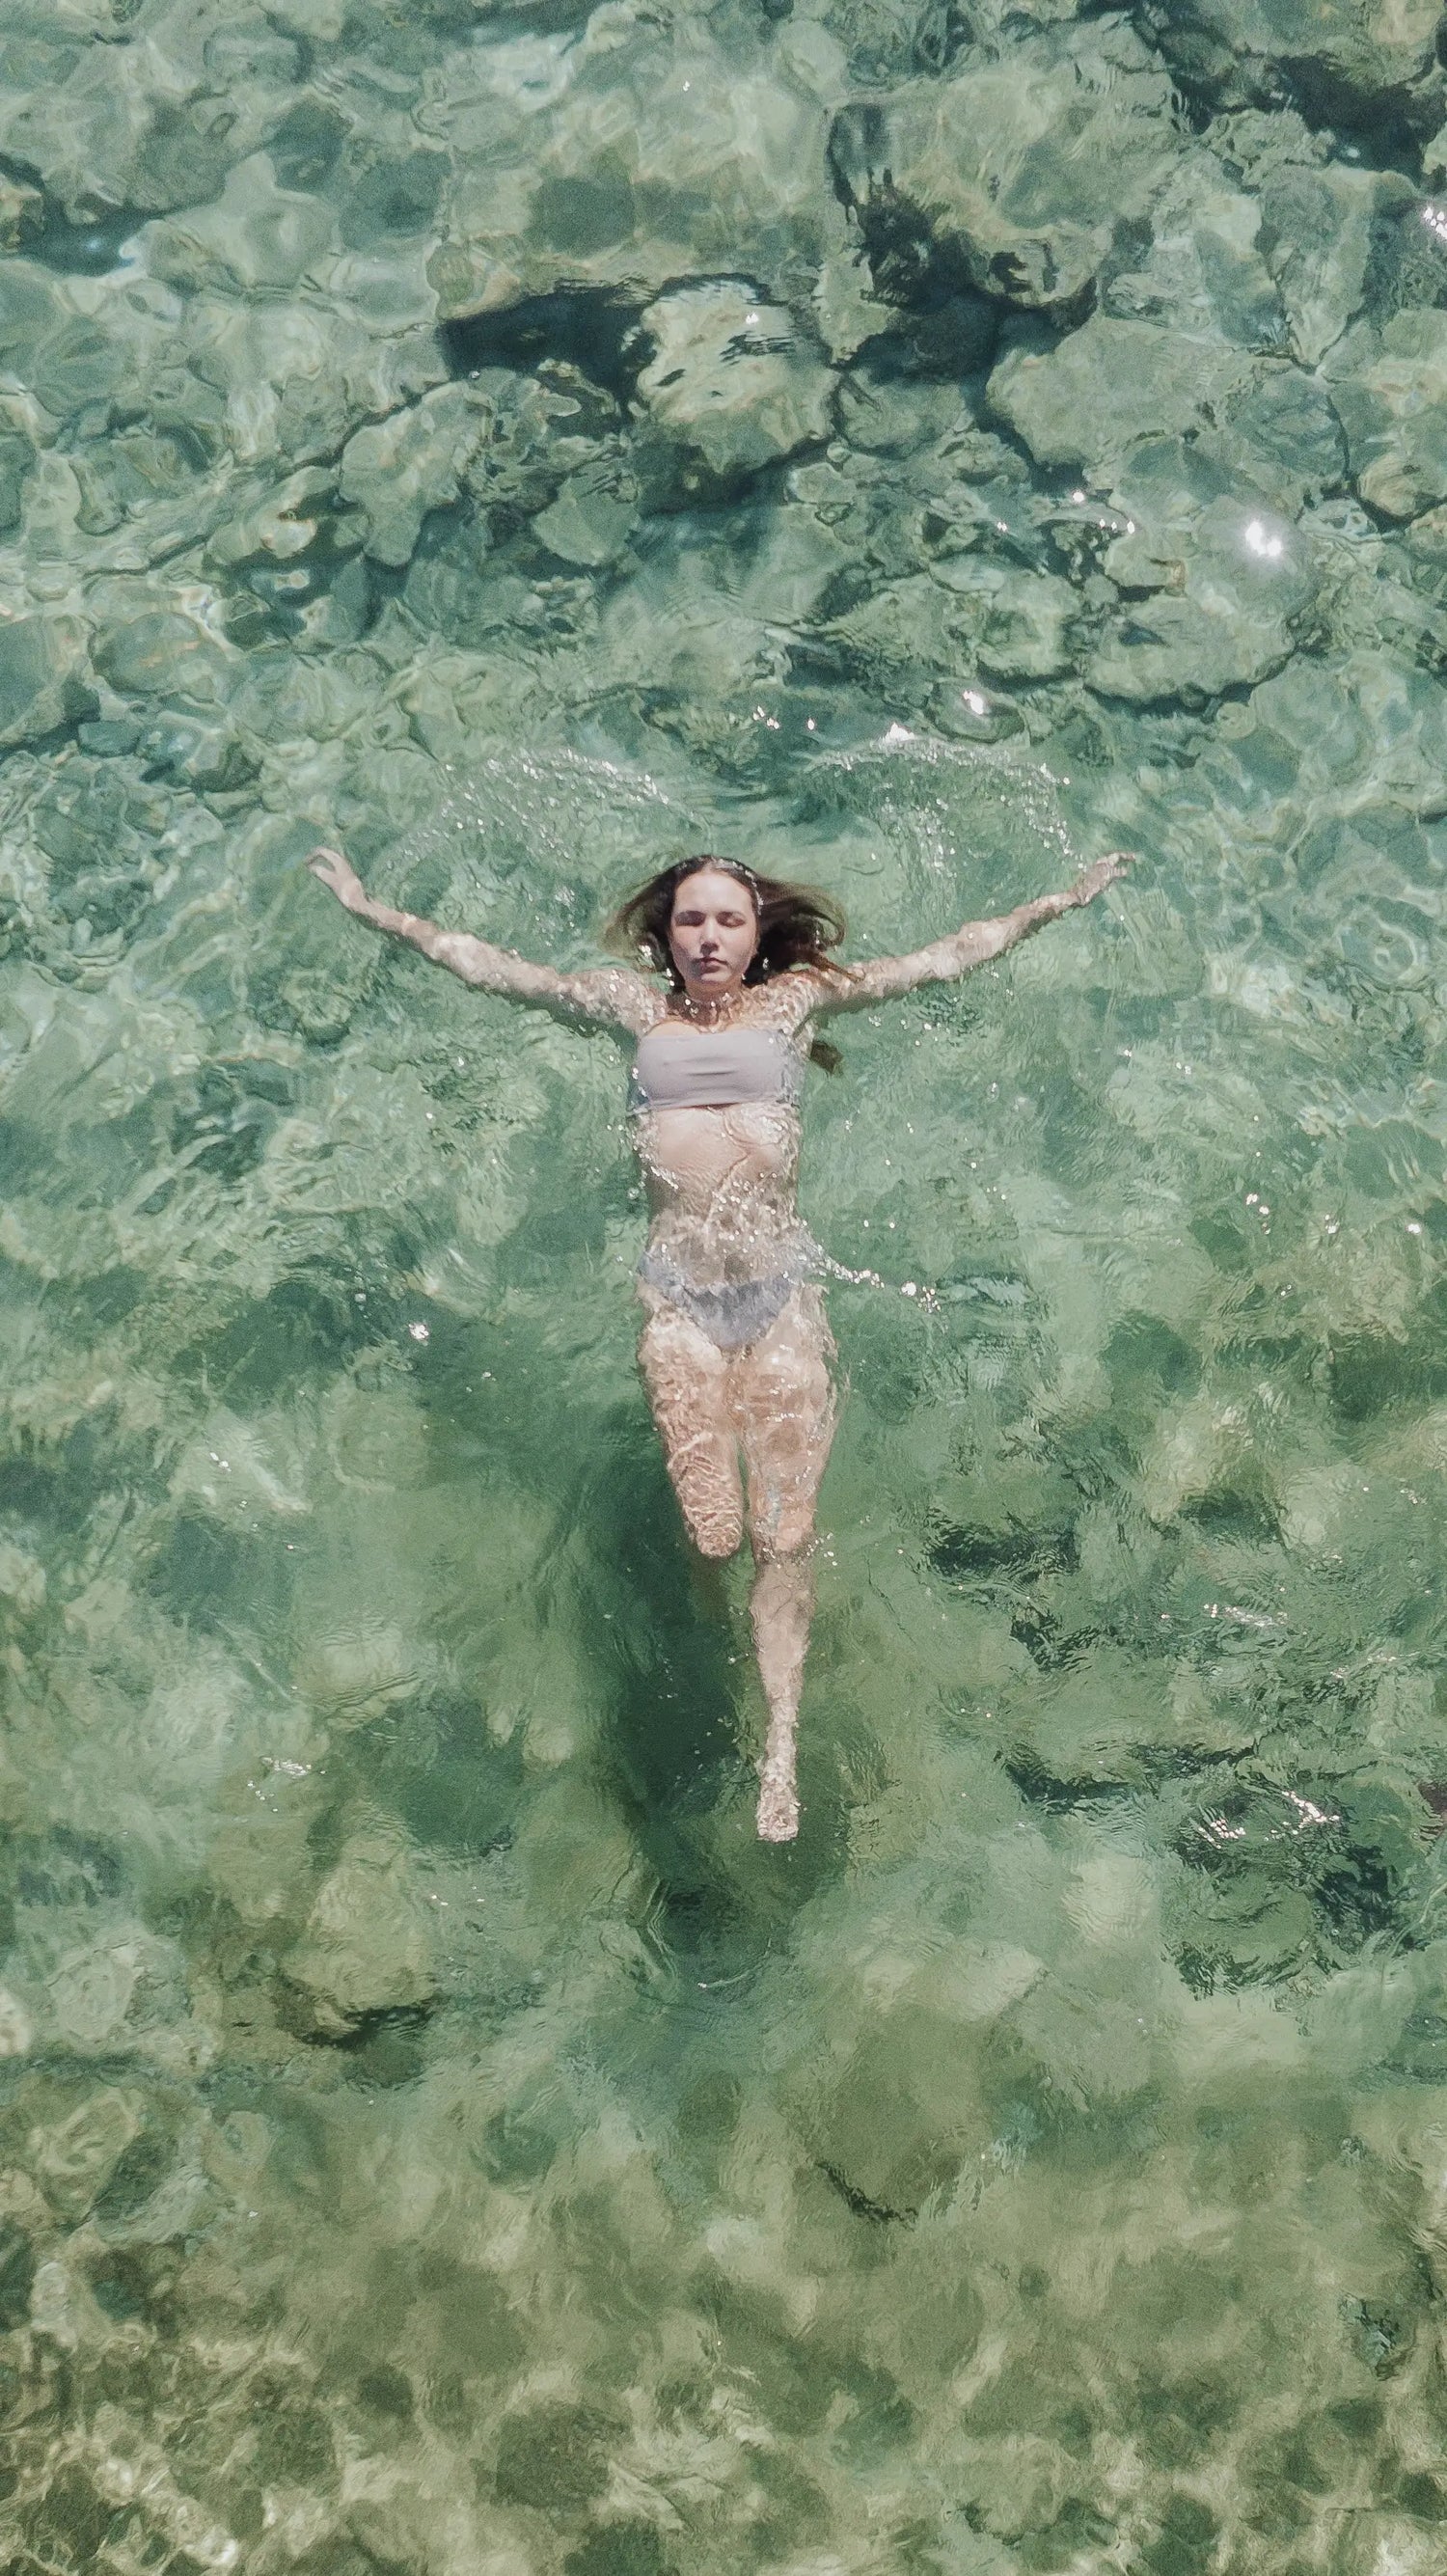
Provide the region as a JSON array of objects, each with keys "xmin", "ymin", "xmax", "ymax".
[{"xmin": 672, "ymin": 867, "xmax": 753, "ymax": 910}]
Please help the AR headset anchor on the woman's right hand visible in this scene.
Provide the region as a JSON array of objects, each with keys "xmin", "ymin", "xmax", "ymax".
[
  {"xmin": 1069, "ymin": 850, "xmax": 1135, "ymax": 906},
  {"xmin": 307, "ymin": 844, "xmax": 370, "ymax": 914}
]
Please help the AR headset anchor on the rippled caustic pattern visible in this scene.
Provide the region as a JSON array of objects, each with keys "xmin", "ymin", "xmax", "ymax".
[{"xmin": 9, "ymin": 0, "xmax": 1447, "ymax": 2567}]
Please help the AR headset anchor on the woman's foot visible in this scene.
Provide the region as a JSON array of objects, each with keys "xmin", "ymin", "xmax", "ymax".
[{"xmin": 756, "ymin": 1743, "xmax": 799, "ymax": 1842}]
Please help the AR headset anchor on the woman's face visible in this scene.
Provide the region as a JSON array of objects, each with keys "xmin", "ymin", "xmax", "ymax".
[{"xmin": 668, "ymin": 868, "xmax": 758, "ymax": 1001}]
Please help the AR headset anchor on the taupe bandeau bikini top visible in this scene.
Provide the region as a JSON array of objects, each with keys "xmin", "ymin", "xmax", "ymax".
[{"xmin": 628, "ymin": 1022, "xmax": 805, "ymax": 1115}]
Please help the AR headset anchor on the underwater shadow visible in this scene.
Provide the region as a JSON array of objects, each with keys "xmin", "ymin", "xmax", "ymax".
[{"xmin": 575, "ymin": 1409, "xmax": 847, "ymax": 1971}]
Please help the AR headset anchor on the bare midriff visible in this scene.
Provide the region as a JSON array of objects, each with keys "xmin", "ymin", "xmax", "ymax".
[{"xmin": 633, "ymin": 1076, "xmax": 812, "ymax": 1290}]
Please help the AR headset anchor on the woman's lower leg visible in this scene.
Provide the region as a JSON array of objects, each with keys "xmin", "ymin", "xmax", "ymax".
[{"xmin": 751, "ymin": 1549, "xmax": 815, "ymax": 1841}]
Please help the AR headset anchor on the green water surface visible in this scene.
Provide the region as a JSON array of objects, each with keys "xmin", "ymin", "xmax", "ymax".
[{"xmin": 3, "ymin": 0, "xmax": 1447, "ymax": 2567}]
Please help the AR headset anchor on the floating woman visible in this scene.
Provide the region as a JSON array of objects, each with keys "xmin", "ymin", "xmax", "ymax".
[{"xmin": 308, "ymin": 839, "xmax": 1133, "ymax": 1842}]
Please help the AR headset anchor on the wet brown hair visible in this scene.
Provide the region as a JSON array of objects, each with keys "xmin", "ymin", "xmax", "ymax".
[{"xmin": 605, "ymin": 856, "xmax": 849, "ymax": 1071}]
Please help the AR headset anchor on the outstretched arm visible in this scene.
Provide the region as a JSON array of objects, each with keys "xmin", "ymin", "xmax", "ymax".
[
  {"xmin": 307, "ymin": 846, "xmax": 655, "ymax": 1033},
  {"xmin": 810, "ymin": 851, "xmax": 1134, "ymax": 1014}
]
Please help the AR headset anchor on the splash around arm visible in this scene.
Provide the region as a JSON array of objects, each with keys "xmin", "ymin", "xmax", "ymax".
[
  {"xmin": 807, "ymin": 850, "xmax": 1135, "ymax": 1015},
  {"xmin": 306, "ymin": 846, "xmax": 658, "ymax": 1033}
]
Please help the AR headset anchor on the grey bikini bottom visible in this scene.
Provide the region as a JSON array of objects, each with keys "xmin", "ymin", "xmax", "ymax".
[{"xmin": 638, "ymin": 1247, "xmax": 804, "ymax": 1352}]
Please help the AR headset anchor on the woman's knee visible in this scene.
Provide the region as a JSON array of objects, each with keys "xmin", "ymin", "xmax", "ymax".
[
  {"xmin": 669, "ymin": 1436, "xmax": 745, "ymax": 1558},
  {"xmin": 694, "ymin": 1514, "xmax": 744, "ymax": 1561},
  {"xmin": 684, "ymin": 1486, "xmax": 745, "ymax": 1559},
  {"xmin": 750, "ymin": 1499, "xmax": 817, "ymax": 1564}
]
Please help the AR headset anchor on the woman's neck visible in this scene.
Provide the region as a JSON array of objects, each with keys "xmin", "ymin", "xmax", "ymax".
[{"xmin": 674, "ymin": 986, "xmax": 745, "ymax": 1025}]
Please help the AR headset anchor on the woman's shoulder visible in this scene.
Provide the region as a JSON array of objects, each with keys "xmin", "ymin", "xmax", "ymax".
[
  {"xmin": 631, "ymin": 982, "xmax": 673, "ymax": 1032},
  {"xmin": 581, "ymin": 971, "xmax": 669, "ymax": 1035},
  {"xmin": 755, "ymin": 969, "xmax": 821, "ymax": 1034}
]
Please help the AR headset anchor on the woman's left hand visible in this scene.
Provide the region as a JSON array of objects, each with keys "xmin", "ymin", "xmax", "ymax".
[
  {"xmin": 1070, "ymin": 850, "xmax": 1136, "ymax": 906},
  {"xmin": 307, "ymin": 844, "xmax": 370, "ymax": 914}
]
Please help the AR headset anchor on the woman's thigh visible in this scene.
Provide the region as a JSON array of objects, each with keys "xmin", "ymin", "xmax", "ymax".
[
  {"xmin": 637, "ymin": 1287, "xmax": 744, "ymax": 1557},
  {"xmin": 733, "ymin": 1287, "xmax": 837, "ymax": 1559}
]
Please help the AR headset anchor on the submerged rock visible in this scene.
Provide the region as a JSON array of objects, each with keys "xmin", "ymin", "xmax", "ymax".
[
  {"xmin": 634, "ymin": 281, "xmax": 836, "ymax": 486},
  {"xmin": 171, "ymin": 292, "xmax": 447, "ymax": 471},
  {"xmin": 0, "ymin": 1989, "xmax": 34, "ymax": 2058},
  {"xmin": 28, "ymin": 316, "xmax": 134, "ymax": 425},
  {"xmin": 532, "ymin": 460, "xmax": 639, "ymax": 567},
  {"xmin": 931, "ymin": 561, "xmax": 1082, "ymax": 682},
  {"xmin": 1091, "ymin": 493, "xmax": 1318, "ymax": 704},
  {"xmin": 282, "ymin": 1830, "xmax": 439, "ymax": 2041},
  {"xmin": 1253, "ymin": 158, "xmax": 1415, "ymax": 365},
  {"xmin": 1090, "ymin": 589, "xmax": 1288, "ymax": 705},
  {"xmin": 142, "ymin": 154, "xmax": 339, "ymax": 296},
  {"xmin": 28, "ymin": 2088, "xmax": 144, "ymax": 2224},
  {"xmin": 1403, "ymin": 499, "xmax": 1447, "ymax": 599},
  {"xmin": 1334, "ymin": 309, "xmax": 1447, "ymax": 518},
  {"xmin": 989, "ymin": 313, "xmax": 1344, "ymax": 503},
  {"xmin": 795, "ymin": 1997, "xmax": 993, "ymax": 2213},
  {"xmin": 204, "ymin": 463, "xmax": 342, "ymax": 571},
  {"xmin": 0, "ymin": 174, "xmax": 42, "ymax": 253},
  {"xmin": 990, "ymin": 315, "xmax": 1251, "ymax": 472},
  {"xmin": 1136, "ymin": 0, "xmax": 1446, "ymax": 136},
  {"xmin": 0, "ymin": 433, "xmax": 34, "ymax": 533},
  {"xmin": 1100, "ymin": 159, "xmax": 1285, "ymax": 348},
  {"xmin": 428, "ymin": 22, "xmax": 837, "ymax": 319},
  {"xmin": 928, "ymin": 679, "xmax": 1027, "ymax": 741},
  {"xmin": 340, "ymin": 381, "xmax": 493, "ymax": 565},
  {"xmin": 0, "ymin": 0, "xmax": 307, "ymax": 230},
  {"xmin": 0, "ymin": 257, "xmax": 76, "ymax": 397},
  {"xmin": 829, "ymin": 22, "xmax": 1179, "ymax": 317},
  {"xmin": 91, "ymin": 607, "xmax": 235, "ymax": 707},
  {"xmin": 0, "ymin": 617, "xmax": 95, "ymax": 748},
  {"xmin": 817, "ymin": 570, "xmax": 958, "ymax": 693},
  {"xmin": 835, "ymin": 359, "xmax": 977, "ymax": 459}
]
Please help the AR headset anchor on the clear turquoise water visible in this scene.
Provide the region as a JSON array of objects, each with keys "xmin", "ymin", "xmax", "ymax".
[{"xmin": 5, "ymin": 1, "xmax": 1447, "ymax": 2567}]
